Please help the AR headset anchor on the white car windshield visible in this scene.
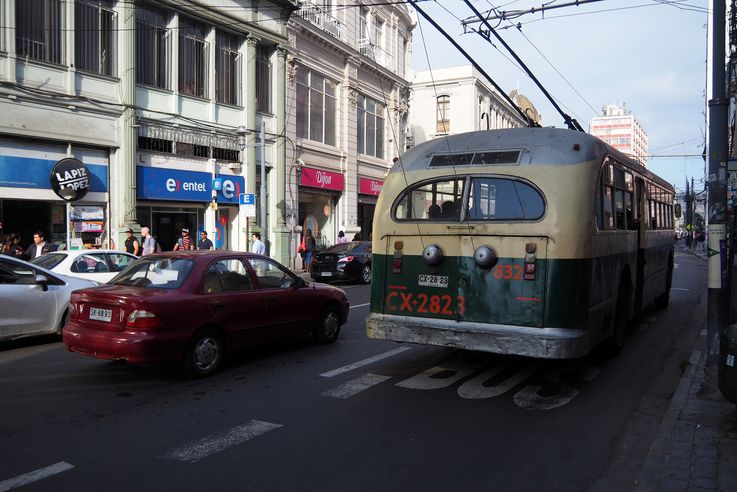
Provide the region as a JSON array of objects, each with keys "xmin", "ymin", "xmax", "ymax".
[{"xmin": 31, "ymin": 253, "xmax": 66, "ymax": 270}]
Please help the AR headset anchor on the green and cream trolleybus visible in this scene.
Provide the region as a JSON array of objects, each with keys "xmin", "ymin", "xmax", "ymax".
[{"xmin": 366, "ymin": 128, "xmax": 674, "ymax": 358}]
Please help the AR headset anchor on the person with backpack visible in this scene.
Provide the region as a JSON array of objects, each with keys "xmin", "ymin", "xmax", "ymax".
[
  {"xmin": 141, "ymin": 227, "xmax": 160, "ymax": 256},
  {"xmin": 173, "ymin": 228, "xmax": 195, "ymax": 251}
]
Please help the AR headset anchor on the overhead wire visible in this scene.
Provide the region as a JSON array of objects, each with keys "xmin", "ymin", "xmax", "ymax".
[{"xmin": 409, "ymin": 8, "xmax": 477, "ymax": 250}]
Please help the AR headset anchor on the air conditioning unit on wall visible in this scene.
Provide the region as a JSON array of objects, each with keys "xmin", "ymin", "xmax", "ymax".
[{"xmin": 227, "ymin": 162, "xmax": 242, "ymax": 170}]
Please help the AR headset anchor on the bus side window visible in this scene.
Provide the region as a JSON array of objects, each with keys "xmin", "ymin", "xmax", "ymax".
[
  {"xmin": 625, "ymin": 192, "xmax": 635, "ymax": 230},
  {"xmin": 615, "ymin": 190, "xmax": 625, "ymax": 230},
  {"xmin": 603, "ymin": 186, "xmax": 614, "ymax": 229}
]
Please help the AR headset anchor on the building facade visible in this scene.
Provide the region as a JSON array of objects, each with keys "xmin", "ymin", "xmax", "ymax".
[
  {"xmin": 285, "ymin": 1, "xmax": 415, "ymax": 269},
  {"xmin": 408, "ymin": 66, "xmax": 532, "ymax": 147},
  {"xmin": 590, "ymin": 103, "xmax": 649, "ymax": 166},
  {"xmin": 0, "ymin": 0, "xmax": 297, "ymax": 264}
]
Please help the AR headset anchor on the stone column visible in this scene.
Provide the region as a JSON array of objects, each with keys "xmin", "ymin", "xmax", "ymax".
[
  {"xmin": 116, "ymin": 0, "xmax": 139, "ymax": 247},
  {"xmin": 245, "ymin": 36, "xmax": 258, "ymax": 198},
  {"xmin": 270, "ymin": 44, "xmax": 290, "ymax": 265}
]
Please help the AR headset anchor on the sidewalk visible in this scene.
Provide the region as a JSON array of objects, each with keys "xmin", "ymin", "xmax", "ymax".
[{"xmin": 634, "ymin": 243, "xmax": 737, "ymax": 491}]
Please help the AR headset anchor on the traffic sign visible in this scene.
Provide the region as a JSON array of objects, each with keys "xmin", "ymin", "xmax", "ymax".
[
  {"xmin": 239, "ymin": 193, "xmax": 256, "ymax": 218},
  {"xmin": 239, "ymin": 193, "xmax": 255, "ymax": 205}
]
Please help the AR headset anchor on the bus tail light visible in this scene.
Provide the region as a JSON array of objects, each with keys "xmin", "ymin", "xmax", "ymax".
[
  {"xmin": 393, "ymin": 241, "xmax": 403, "ymax": 273},
  {"xmin": 524, "ymin": 243, "xmax": 537, "ymax": 280}
]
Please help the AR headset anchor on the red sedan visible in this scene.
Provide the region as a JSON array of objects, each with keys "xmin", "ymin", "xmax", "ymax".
[{"xmin": 63, "ymin": 251, "xmax": 350, "ymax": 377}]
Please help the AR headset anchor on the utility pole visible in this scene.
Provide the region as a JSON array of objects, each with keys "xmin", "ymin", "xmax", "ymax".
[
  {"xmin": 707, "ymin": 0, "xmax": 730, "ymax": 365},
  {"xmin": 687, "ymin": 179, "xmax": 693, "ymax": 248}
]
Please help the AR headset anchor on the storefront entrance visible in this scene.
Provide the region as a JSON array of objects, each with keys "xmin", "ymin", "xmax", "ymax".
[
  {"xmin": 358, "ymin": 202, "xmax": 375, "ymax": 242},
  {"xmin": 299, "ymin": 190, "xmax": 338, "ymax": 249},
  {"xmin": 0, "ymin": 200, "xmax": 57, "ymax": 250},
  {"xmin": 153, "ymin": 211, "xmax": 199, "ymax": 251},
  {"xmin": 1, "ymin": 199, "xmax": 108, "ymax": 251}
]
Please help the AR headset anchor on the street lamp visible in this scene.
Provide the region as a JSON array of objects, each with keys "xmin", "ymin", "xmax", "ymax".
[{"xmin": 236, "ymin": 125, "xmax": 249, "ymax": 151}]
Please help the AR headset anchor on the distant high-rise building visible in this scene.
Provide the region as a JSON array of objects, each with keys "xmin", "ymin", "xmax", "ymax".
[{"xmin": 590, "ymin": 103, "xmax": 649, "ymax": 166}]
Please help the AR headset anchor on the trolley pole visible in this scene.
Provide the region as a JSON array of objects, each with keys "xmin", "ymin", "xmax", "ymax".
[{"xmin": 707, "ymin": 0, "xmax": 729, "ymax": 365}]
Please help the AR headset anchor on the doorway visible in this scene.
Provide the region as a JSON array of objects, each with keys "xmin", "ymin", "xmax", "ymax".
[{"xmin": 153, "ymin": 211, "xmax": 200, "ymax": 251}]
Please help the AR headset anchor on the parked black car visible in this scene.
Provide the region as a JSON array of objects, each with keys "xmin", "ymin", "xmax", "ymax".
[{"xmin": 311, "ymin": 241, "xmax": 372, "ymax": 284}]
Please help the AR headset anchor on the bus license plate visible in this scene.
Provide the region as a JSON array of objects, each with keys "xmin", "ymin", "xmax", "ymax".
[
  {"xmin": 89, "ymin": 307, "xmax": 112, "ymax": 323},
  {"xmin": 418, "ymin": 274, "xmax": 448, "ymax": 288}
]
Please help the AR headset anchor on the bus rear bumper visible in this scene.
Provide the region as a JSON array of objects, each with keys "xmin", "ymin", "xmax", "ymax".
[{"xmin": 365, "ymin": 313, "xmax": 590, "ymax": 359}]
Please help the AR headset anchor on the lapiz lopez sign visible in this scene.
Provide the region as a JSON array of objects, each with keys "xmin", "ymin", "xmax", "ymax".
[{"xmin": 137, "ymin": 167, "xmax": 244, "ymax": 203}]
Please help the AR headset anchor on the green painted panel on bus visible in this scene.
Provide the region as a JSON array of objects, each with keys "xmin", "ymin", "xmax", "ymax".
[{"xmin": 371, "ymin": 255, "xmax": 599, "ymax": 329}]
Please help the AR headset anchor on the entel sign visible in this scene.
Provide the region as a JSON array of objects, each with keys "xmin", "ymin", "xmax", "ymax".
[
  {"xmin": 165, "ymin": 178, "xmax": 237, "ymax": 199},
  {"xmin": 137, "ymin": 167, "xmax": 244, "ymax": 203}
]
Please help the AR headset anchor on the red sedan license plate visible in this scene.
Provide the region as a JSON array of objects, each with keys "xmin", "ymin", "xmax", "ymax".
[{"xmin": 89, "ymin": 307, "xmax": 112, "ymax": 323}]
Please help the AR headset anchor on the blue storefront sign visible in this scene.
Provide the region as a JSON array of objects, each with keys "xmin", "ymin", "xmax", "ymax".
[
  {"xmin": 136, "ymin": 166, "xmax": 244, "ymax": 204},
  {"xmin": 0, "ymin": 155, "xmax": 108, "ymax": 192}
]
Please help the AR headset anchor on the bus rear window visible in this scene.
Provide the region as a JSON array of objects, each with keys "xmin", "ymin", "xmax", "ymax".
[
  {"xmin": 394, "ymin": 178, "xmax": 465, "ymax": 220},
  {"xmin": 466, "ymin": 178, "xmax": 545, "ymax": 221},
  {"xmin": 393, "ymin": 177, "xmax": 543, "ymax": 221}
]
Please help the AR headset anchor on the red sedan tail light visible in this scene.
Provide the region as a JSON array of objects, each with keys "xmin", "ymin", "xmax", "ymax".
[{"xmin": 126, "ymin": 310, "xmax": 160, "ymax": 330}]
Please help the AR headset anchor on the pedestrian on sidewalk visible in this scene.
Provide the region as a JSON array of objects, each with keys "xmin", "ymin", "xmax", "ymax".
[
  {"xmin": 198, "ymin": 231, "xmax": 214, "ymax": 250},
  {"xmin": 696, "ymin": 230, "xmax": 706, "ymax": 253},
  {"xmin": 124, "ymin": 228, "xmax": 140, "ymax": 256},
  {"xmin": 251, "ymin": 232, "xmax": 265, "ymax": 255},
  {"xmin": 140, "ymin": 227, "xmax": 159, "ymax": 256},
  {"xmin": 298, "ymin": 229, "xmax": 316, "ymax": 272},
  {"xmin": 336, "ymin": 231, "xmax": 348, "ymax": 244},
  {"xmin": 173, "ymin": 228, "xmax": 195, "ymax": 251}
]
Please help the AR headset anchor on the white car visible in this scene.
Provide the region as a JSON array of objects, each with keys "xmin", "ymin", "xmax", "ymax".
[
  {"xmin": 0, "ymin": 255, "xmax": 100, "ymax": 342},
  {"xmin": 31, "ymin": 249, "xmax": 138, "ymax": 283}
]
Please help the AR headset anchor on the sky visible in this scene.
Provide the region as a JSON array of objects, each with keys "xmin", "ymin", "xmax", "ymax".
[{"xmin": 409, "ymin": 0, "xmax": 710, "ymax": 194}]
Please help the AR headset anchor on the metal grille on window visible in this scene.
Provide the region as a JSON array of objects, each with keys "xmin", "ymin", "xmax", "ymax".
[
  {"xmin": 16, "ymin": 0, "xmax": 64, "ymax": 64},
  {"xmin": 75, "ymin": 1, "xmax": 117, "ymax": 76},
  {"xmin": 216, "ymin": 31, "xmax": 242, "ymax": 106},
  {"xmin": 136, "ymin": 5, "xmax": 171, "ymax": 89},
  {"xmin": 256, "ymin": 45, "xmax": 272, "ymax": 113},
  {"xmin": 179, "ymin": 18, "xmax": 209, "ymax": 99}
]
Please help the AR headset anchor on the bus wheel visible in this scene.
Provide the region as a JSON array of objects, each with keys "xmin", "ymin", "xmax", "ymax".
[{"xmin": 602, "ymin": 283, "xmax": 629, "ymax": 357}]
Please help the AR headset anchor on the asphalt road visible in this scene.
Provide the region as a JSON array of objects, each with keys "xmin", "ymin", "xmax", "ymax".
[{"xmin": 0, "ymin": 250, "xmax": 706, "ymax": 491}]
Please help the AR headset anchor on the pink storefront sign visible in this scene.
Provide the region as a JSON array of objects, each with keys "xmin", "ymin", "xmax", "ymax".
[
  {"xmin": 358, "ymin": 177, "xmax": 383, "ymax": 196},
  {"xmin": 300, "ymin": 166, "xmax": 345, "ymax": 191}
]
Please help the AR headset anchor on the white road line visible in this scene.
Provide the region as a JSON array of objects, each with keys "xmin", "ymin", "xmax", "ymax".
[
  {"xmin": 671, "ymin": 288, "xmax": 691, "ymax": 291},
  {"xmin": 163, "ymin": 420, "xmax": 282, "ymax": 463},
  {"xmin": 320, "ymin": 346, "xmax": 413, "ymax": 378},
  {"xmin": 349, "ymin": 303, "xmax": 370, "ymax": 309},
  {"xmin": 0, "ymin": 462, "xmax": 74, "ymax": 492},
  {"xmin": 321, "ymin": 373, "xmax": 392, "ymax": 399}
]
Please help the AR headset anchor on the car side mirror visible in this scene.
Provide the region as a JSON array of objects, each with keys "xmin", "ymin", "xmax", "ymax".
[
  {"xmin": 296, "ymin": 277, "xmax": 308, "ymax": 288},
  {"xmin": 35, "ymin": 274, "xmax": 49, "ymax": 291}
]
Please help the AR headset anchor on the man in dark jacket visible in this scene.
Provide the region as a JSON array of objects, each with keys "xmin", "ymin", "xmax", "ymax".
[{"xmin": 24, "ymin": 231, "xmax": 54, "ymax": 259}]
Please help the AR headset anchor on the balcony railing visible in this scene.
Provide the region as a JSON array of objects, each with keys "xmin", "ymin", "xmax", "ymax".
[
  {"xmin": 358, "ymin": 38, "xmax": 394, "ymax": 71},
  {"xmin": 296, "ymin": 4, "xmax": 346, "ymax": 43}
]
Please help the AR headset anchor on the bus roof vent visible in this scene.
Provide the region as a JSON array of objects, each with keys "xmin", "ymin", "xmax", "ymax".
[{"xmin": 429, "ymin": 151, "xmax": 521, "ymax": 167}]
